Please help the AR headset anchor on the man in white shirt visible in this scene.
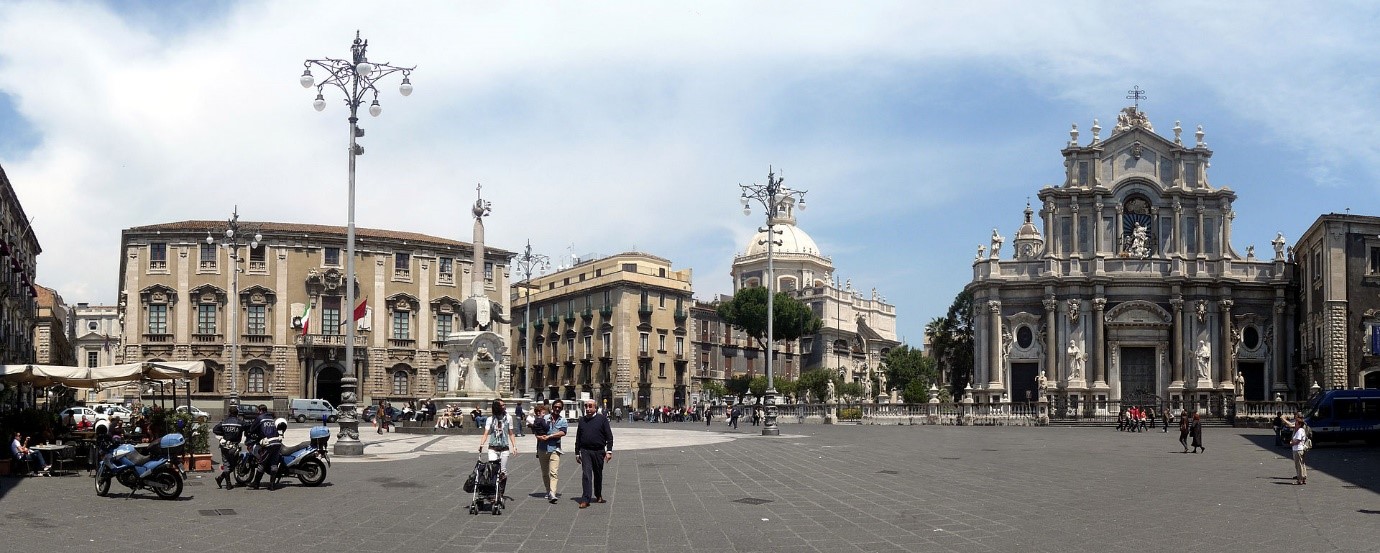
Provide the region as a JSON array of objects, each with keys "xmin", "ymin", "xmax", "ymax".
[{"xmin": 1288, "ymin": 418, "xmax": 1309, "ymax": 485}]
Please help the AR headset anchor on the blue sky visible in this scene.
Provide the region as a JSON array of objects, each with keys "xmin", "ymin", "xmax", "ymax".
[{"xmin": 0, "ymin": 1, "xmax": 1377, "ymax": 346}]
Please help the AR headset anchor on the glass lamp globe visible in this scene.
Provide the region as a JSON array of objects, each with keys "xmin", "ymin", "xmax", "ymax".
[
  {"xmin": 355, "ymin": 62, "xmax": 374, "ymax": 77},
  {"xmin": 299, "ymin": 70, "xmax": 314, "ymax": 88},
  {"xmin": 399, "ymin": 77, "xmax": 413, "ymax": 97},
  {"xmin": 369, "ymin": 100, "xmax": 381, "ymax": 117},
  {"xmin": 797, "ymin": 197, "xmax": 806, "ymax": 211},
  {"xmin": 225, "ymin": 229, "xmax": 234, "ymax": 239},
  {"xmin": 313, "ymin": 94, "xmax": 326, "ymax": 112}
]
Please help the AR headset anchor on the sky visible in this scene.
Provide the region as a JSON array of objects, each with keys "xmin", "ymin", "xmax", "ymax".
[{"xmin": 1, "ymin": 1, "xmax": 1379, "ymax": 347}]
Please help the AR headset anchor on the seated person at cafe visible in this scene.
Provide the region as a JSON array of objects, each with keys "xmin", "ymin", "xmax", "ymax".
[{"xmin": 9, "ymin": 431, "xmax": 50, "ymax": 475}]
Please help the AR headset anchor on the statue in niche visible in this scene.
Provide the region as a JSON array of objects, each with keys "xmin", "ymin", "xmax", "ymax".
[
  {"xmin": 1067, "ymin": 299, "xmax": 1081, "ymax": 326},
  {"xmin": 1067, "ymin": 340, "xmax": 1085, "ymax": 380},
  {"xmin": 1036, "ymin": 372, "xmax": 1048, "ymax": 393},
  {"xmin": 1195, "ymin": 340, "xmax": 1212, "ymax": 380},
  {"xmin": 1195, "ymin": 300, "xmax": 1207, "ymax": 323},
  {"xmin": 1127, "ymin": 223, "xmax": 1150, "ymax": 259},
  {"xmin": 1234, "ymin": 370, "xmax": 1246, "ymax": 392}
]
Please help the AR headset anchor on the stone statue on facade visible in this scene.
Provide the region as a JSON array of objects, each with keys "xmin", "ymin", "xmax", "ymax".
[
  {"xmin": 1195, "ymin": 300, "xmax": 1207, "ymax": 323},
  {"xmin": 975, "ymin": 244, "xmax": 985, "ymax": 261},
  {"xmin": 1067, "ymin": 340, "xmax": 1085, "ymax": 380},
  {"xmin": 1195, "ymin": 340, "xmax": 1212, "ymax": 380},
  {"xmin": 1234, "ymin": 370, "xmax": 1246, "ymax": 392},
  {"xmin": 1272, "ymin": 232, "xmax": 1287, "ymax": 260},
  {"xmin": 1036, "ymin": 372, "xmax": 1048, "ymax": 393},
  {"xmin": 1127, "ymin": 223, "xmax": 1150, "ymax": 259},
  {"xmin": 1067, "ymin": 299, "xmax": 1081, "ymax": 326},
  {"xmin": 876, "ymin": 370, "xmax": 888, "ymax": 395},
  {"xmin": 990, "ymin": 228, "xmax": 1004, "ymax": 259},
  {"xmin": 826, "ymin": 378, "xmax": 837, "ymax": 403}
]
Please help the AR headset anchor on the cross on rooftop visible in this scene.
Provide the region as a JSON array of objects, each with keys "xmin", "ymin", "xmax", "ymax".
[{"xmin": 1126, "ymin": 85, "xmax": 1147, "ymax": 108}]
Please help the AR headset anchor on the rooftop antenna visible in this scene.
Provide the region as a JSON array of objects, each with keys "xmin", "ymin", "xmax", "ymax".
[{"xmin": 1126, "ymin": 85, "xmax": 1147, "ymax": 109}]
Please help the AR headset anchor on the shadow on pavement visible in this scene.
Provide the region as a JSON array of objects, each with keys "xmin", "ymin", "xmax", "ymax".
[{"xmin": 1242, "ymin": 432, "xmax": 1380, "ymax": 492}]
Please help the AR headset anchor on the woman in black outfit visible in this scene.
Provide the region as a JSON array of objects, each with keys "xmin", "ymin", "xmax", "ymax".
[{"xmin": 1189, "ymin": 412, "xmax": 1204, "ymax": 453}]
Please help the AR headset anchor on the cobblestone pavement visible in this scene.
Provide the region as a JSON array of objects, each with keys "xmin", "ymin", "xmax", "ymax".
[{"xmin": 2, "ymin": 422, "xmax": 1376, "ymax": 552}]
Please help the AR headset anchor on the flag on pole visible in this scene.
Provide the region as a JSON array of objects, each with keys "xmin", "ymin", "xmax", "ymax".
[
  {"xmin": 353, "ymin": 298, "xmax": 368, "ymax": 322},
  {"xmin": 299, "ymin": 302, "xmax": 313, "ymax": 336}
]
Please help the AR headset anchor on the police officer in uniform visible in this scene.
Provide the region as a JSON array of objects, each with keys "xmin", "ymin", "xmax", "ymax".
[
  {"xmin": 251, "ymin": 406, "xmax": 283, "ymax": 490},
  {"xmin": 211, "ymin": 405, "xmax": 245, "ymax": 489}
]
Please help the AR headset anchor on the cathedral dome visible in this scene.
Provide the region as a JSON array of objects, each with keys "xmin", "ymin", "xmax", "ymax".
[{"xmin": 744, "ymin": 223, "xmax": 823, "ymax": 257}]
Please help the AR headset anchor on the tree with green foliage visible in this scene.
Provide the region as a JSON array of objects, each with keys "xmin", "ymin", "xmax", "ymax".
[
  {"xmin": 837, "ymin": 381, "xmax": 865, "ymax": 403},
  {"xmin": 798, "ymin": 368, "xmax": 833, "ymax": 403},
  {"xmin": 929, "ymin": 289, "xmax": 975, "ymax": 398},
  {"xmin": 725, "ymin": 374, "xmax": 752, "ymax": 400},
  {"xmin": 700, "ymin": 379, "xmax": 727, "ymax": 402},
  {"xmin": 774, "ymin": 376, "xmax": 798, "ymax": 399},
  {"xmin": 716, "ymin": 286, "xmax": 822, "ymax": 351},
  {"xmin": 883, "ymin": 345, "xmax": 937, "ymax": 396}
]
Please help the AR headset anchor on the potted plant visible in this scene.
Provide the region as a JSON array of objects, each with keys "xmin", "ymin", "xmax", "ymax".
[{"xmin": 169, "ymin": 410, "xmax": 213, "ymax": 471}]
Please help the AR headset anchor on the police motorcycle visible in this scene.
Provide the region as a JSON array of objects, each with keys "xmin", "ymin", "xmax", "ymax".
[
  {"xmin": 93, "ymin": 422, "xmax": 186, "ymax": 499},
  {"xmin": 233, "ymin": 418, "xmax": 329, "ymax": 487}
]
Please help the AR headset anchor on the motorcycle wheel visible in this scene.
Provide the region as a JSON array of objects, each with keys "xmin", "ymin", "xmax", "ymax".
[
  {"xmin": 94, "ymin": 465, "xmax": 111, "ymax": 497},
  {"xmin": 296, "ymin": 457, "xmax": 327, "ymax": 487},
  {"xmin": 150, "ymin": 470, "xmax": 184, "ymax": 499},
  {"xmin": 233, "ymin": 460, "xmax": 256, "ymax": 486}
]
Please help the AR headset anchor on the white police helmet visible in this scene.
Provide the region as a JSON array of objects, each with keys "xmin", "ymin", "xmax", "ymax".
[{"xmin": 275, "ymin": 417, "xmax": 288, "ymax": 433}]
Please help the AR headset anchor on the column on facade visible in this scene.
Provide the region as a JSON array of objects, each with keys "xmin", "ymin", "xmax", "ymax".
[
  {"xmin": 988, "ymin": 300, "xmax": 1003, "ymax": 389},
  {"xmin": 1070, "ymin": 202, "xmax": 1081, "ymax": 257},
  {"xmin": 1195, "ymin": 205, "xmax": 1205, "ymax": 256},
  {"xmin": 1042, "ymin": 201, "xmax": 1055, "ymax": 258},
  {"xmin": 1172, "ymin": 201, "xmax": 1183, "ymax": 257},
  {"xmin": 1114, "ymin": 204, "xmax": 1125, "ymax": 255},
  {"xmin": 1149, "ymin": 206, "xmax": 1160, "ymax": 255},
  {"xmin": 1219, "ymin": 299, "xmax": 1233, "ymax": 387},
  {"xmin": 1223, "ymin": 205, "xmax": 1235, "ymax": 258},
  {"xmin": 1093, "ymin": 298, "xmax": 1106, "ymax": 385},
  {"xmin": 1043, "ymin": 298, "xmax": 1058, "ymax": 381},
  {"xmin": 1272, "ymin": 300, "xmax": 1285, "ymax": 389},
  {"xmin": 1170, "ymin": 298, "xmax": 1184, "ymax": 383},
  {"xmin": 1093, "ymin": 199, "xmax": 1103, "ymax": 256}
]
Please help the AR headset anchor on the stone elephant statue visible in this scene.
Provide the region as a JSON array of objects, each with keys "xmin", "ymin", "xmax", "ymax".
[{"xmin": 459, "ymin": 297, "xmax": 511, "ymax": 331}]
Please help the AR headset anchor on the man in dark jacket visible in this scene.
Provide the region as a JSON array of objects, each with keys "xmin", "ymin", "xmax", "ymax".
[
  {"xmin": 574, "ymin": 399, "xmax": 613, "ymax": 508},
  {"xmin": 211, "ymin": 405, "xmax": 245, "ymax": 489}
]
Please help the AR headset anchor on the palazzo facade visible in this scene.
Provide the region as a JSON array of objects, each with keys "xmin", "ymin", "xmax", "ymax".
[
  {"xmin": 966, "ymin": 107, "xmax": 1299, "ymax": 409},
  {"xmin": 116, "ymin": 220, "xmax": 513, "ymax": 413}
]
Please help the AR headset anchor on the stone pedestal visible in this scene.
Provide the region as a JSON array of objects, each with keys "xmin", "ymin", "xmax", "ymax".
[{"xmin": 445, "ymin": 331, "xmax": 509, "ymax": 398}]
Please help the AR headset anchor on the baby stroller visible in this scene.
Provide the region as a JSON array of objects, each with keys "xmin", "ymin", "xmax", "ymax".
[{"xmin": 464, "ymin": 451, "xmax": 508, "ymax": 515}]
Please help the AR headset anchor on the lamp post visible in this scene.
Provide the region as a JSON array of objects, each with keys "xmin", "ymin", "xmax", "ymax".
[
  {"xmin": 301, "ymin": 31, "xmax": 414, "ymax": 456},
  {"xmin": 739, "ymin": 166, "xmax": 806, "ymax": 437},
  {"xmin": 512, "ymin": 240, "xmax": 549, "ymax": 399},
  {"xmin": 207, "ymin": 207, "xmax": 261, "ymax": 414}
]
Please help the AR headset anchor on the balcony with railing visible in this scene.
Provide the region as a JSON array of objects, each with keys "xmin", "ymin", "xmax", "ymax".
[
  {"xmin": 581, "ymin": 307, "xmax": 593, "ymax": 320},
  {"xmin": 388, "ymin": 338, "xmax": 416, "ymax": 349},
  {"xmin": 248, "ymin": 260, "xmax": 267, "ymax": 272},
  {"xmin": 599, "ymin": 305, "xmax": 613, "ymax": 318},
  {"xmin": 191, "ymin": 333, "xmax": 221, "ymax": 343},
  {"xmin": 638, "ymin": 303, "xmax": 653, "ymax": 316},
  {"xmin": 564, "ymin": 311, "xmax": 577, "ymax": 324},
  {"xmin": 242, "ymin": 334, "xmax": 272, "ymax": 344},
  {"xmin": 143, "ymin": 333, "xmax": 173, "ymax": 343},
  {"xmin": 674, "ymin": 308, "xmax": 687, "ymax": 324}
]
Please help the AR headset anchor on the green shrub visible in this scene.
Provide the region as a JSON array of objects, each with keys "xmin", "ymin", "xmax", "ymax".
[
  {"xmin": 837, "ymin": 407, "xmax": 862, "ymax": 420},
  {"xmin": 168, "ymin": 410, "xmax": 211, "ymax": 454}
]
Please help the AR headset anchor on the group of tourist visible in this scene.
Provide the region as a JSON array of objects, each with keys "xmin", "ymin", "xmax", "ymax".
[
  {"xmin": 1115, "ymin": 406, "xmax": 1165, "ymax": 432},
  {"xmin": 474, "ymin": 397, "xmax": 615, "ymax": 510}
]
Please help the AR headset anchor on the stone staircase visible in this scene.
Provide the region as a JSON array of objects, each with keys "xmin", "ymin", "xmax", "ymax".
[{"xmin": 1047, "ymin": 418, "xmax": 1233, "ymax": 429}]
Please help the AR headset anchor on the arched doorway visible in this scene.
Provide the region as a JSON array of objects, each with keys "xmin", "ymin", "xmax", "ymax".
[
  {"xmin": 1364, "ymin": 370, "xmax": 1380, "ymax": 389},
  {"xmin": 316, "ymin": 365, "xmax": 343, "ymax": 406}
]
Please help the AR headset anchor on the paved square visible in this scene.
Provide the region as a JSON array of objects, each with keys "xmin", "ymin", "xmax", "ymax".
[{"xmin": 2, "ymin": 423, "xmax": 1376, "ymax": 552}]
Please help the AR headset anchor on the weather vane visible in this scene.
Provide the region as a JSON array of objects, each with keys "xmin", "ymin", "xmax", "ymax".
[{"xmin": 1126, "ymin": 85, "xmax": 1147, "ymax": 108}]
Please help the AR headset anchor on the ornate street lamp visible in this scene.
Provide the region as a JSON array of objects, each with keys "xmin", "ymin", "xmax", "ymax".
[
  {"xmin": 739, "ymin": 166, "xmax": 806, "ymax": 436},
  {"xmin": 301, "ymin": 31, "xmax": 415, "ymax": 456},
  {"xmin": 207, "ymin": 207, "xmax": 260, "ymax": 414},
  {"xmin": 512, "ymin": 240, "xmax": 549, "ymax": 399}
]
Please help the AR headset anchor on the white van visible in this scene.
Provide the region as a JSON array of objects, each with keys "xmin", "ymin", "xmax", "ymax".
[{"xmin": 289, "ymin": 398, "xmax": 339, "ymax": 423}]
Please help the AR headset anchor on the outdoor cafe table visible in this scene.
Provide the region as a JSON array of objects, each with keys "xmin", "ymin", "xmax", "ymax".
[{"xmin": 30, "ymin": 443, "xmax": 75, "ymax": 475}]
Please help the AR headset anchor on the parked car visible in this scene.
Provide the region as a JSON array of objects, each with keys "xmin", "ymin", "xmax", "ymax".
[
  {"xmin": 59, "ymin": 406, "xmax": 109, "ymax": 426},
  {"xmin": 361, "ymin": 405, "xmax": 377, "ymax": 423},
  {"xmin": 175, "ymin": 405, "xmax": 211, "ymax": 422}
]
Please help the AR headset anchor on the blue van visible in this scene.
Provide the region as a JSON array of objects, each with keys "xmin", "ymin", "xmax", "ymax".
[{"xmin": 1302, "ymin": 389, "xmax": 1380, "ymax": 445}]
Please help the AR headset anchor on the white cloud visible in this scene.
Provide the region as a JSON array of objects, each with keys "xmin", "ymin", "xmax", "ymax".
[{"xmin": 0, "ymin": 1, "xmax": 1378, "ymax": 341}]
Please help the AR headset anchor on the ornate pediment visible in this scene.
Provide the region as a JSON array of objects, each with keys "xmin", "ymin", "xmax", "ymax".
[
  {"xmin": 189, "ymin": 284, "xmax": 228, "ymax": 305},
  {"xmin": 1105, "ymin": 300, "xmax": 1171, "ymax": 326},
  {"xmin": 239, "ymin": 285, "xmax": 276, "ymax": 306},
  {"xmin": 140, "ymin": 284, "xmax": 179, "ymax": 306}
]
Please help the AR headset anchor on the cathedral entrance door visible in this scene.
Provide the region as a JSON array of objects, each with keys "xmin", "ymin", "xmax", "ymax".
[
  {"xmin": 315, "ymin": 366, "xmax": 342, "ymax": 406},
  {"xmin": 1119, "ymin": 347, "xmax": 1157, "ymax": 402},
  {"xmin": 1239, "ymin": 362, "xmax": 1265, "ymax": 401},
  {"xmin": 1011, "ymin": 363, "xmax": 1038, "ymax": 403}
]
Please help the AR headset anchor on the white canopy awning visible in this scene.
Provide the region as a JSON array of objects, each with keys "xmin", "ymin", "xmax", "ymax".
[{"xmin": 0, "ymin": 361, "xmax": 207, "ymax": 389}]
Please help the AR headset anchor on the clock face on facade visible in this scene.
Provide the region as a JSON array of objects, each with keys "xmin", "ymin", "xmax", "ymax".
[{"xmin": 1022, "ymin": 243, "xmax": 1035, "ymax": 257}]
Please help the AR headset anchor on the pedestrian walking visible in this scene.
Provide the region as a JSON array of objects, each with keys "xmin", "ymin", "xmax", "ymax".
[
  {"xmin": 1178, "ymin": 410, "xmax": 1191, "ymax": 452},
  {"xmin": 514, "ymin": 403, "xmax": 526, "ymax": 437},
  {"xmin": 574, "ymin": 399, "xmax": 613, "ymax": 508},
  {"xmin": 478, "ymin": 399, "xmax": 518, "ymax": 476},
  {"xmin": 532, "ymin": 403, "xmax": 567, "ymax": 503},
  {"xmin": 1189, "ymin": 413, "xmax": 1204, "ymax": 453},
  {"xmin": 1272, "ymin": 411, "xmax": 1287, "ymax": 447},
  {"xmin": 704, "ymin": 403, "xmax": 713, "ymax": 426},
  {"xmin": 1288, "ymin": 417, "xmax": 1309, "ymax": 485}
]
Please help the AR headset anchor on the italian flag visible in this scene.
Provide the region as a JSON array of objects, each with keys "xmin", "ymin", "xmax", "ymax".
[{"xmin": 300, "ymin": 303, "xmax": 312, "ymax": 336}]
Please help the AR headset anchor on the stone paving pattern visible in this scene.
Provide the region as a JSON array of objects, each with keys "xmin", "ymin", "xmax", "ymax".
[{"xmin": 1, "ymin": 422, "xmax": 1376, "ymax": 552}]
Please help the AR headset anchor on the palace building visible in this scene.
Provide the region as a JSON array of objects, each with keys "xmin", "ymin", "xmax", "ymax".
[
  {"xmin": 116, "ymin": 220, "xmax": 513, "ymax": 411},
  {"xmin": 965, "ymin": 106, "xmax": 1299, "ymax": 411}
]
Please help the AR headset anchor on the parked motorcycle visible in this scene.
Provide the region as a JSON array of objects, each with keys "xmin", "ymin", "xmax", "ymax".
[
  {"xmin": 233, "ymin": 425, "xmax": 330, "ymax": 487},
  {"xmin": 94, "ymin": 433, "xmax": 186, "ymax": 499}
]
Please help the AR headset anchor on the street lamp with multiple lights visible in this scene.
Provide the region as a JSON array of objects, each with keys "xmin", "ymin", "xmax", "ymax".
[
  {"xmin": 207, "ymin": 207, "xmax": 260, "ymax": 413},
  {"xmin": 512, "ymin": 240, "xmax": 550, "ymax": 400},
  {"xmin": 300, "ymin": 31, "xmax": 414, "ymax": 456},
  {"xmin": 739, "ymin": 166, "xmax": 806, "ymax": 437}
]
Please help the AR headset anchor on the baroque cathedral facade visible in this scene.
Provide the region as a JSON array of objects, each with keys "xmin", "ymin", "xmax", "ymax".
[{"xmin": 966, "ymin": 106, "xmax": 1298, "ymax": 411}]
